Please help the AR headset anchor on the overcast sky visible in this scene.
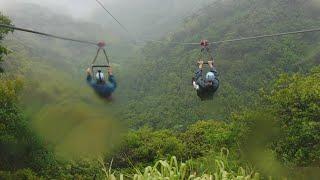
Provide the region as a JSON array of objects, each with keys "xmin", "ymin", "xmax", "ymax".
[
  {"xmin": 0, "ymin": 0, "xmax": 212, "ymax": 38},
  {"xmin": 0, "ymin": 0, "xmax": 115, "ymax": 18}
]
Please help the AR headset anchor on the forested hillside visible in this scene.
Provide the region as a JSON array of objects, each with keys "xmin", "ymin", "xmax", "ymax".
[
  {"xmin": 0, "ymin": 0, "xmax": 320, "ymax": 179},
  {"xmin": 119, "ymin": 0, "xmax": 320, "ymax": 129}
]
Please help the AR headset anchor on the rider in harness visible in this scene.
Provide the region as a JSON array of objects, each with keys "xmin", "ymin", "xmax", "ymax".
[
  {"xmin": 86, "ymin": 41, "xmax": 116, "ymax": 100},
  {"xmin": 86, "ymin": 66, "xmax": 116, "ymax": 100},
  {"xmin": 192, "ymin": 40, "xmax": 219, "ymax": 100}
]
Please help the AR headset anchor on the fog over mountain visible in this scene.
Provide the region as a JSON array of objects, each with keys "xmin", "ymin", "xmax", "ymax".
[
  {"xmin": 0, "ymin": 0, "xmax": 100, "ymax": 18},
  {"xmin": 0, "ymin": 0, "xmax": 213, "ymax": 39}
]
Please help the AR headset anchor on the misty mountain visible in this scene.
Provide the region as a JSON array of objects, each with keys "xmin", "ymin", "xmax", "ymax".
[
  {"xmin": 2, "ymin": 0, "xmax": 215, "ymax": 41},
  {"xmin": 91, "ymin": 0, "xmax": 213, "ymax": 39},
  {"xmin": 3, "ymin": 3, "xmax": 120, "ymax": 43},
  {"xmin": 1, "ymin": 1, "xmax": 142, "ymax": 74}
]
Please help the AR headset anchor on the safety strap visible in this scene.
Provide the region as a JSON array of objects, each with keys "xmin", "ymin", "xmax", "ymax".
[
  {"xmin": 91, "ymin": 47, "xmax": 111, "ymax": 78},
  {"xmin": 91, "ymin": 48, "xmax": 110, "ymax": 66},
  {"xmin": 199, "ymin": 46, "xmax": 214, "ymax": 61}
]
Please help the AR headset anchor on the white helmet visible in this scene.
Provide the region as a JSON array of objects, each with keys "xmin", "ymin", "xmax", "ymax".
[
  {"xmin": 96, "ymin": 71, "xmax": 105, "ymax": 82},
  {"xmin": 206, "ymin": 72, "xmax": 215, "ymax": 82}
]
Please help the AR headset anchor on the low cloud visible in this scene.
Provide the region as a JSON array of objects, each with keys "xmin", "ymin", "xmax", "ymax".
[{"xmin": 0, "ymin": 0, "xmax": 115, "ymax": 19}]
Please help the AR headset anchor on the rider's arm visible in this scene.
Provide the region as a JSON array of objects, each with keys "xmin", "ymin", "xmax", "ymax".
[
  {"xmin": 87, "ymin": 74, "xmax": 92, "ymax": 81},
  {"xmin": 107, "ymin": 67, "xmax": 117, "ymax": 89},
  {"xmin": 108, "ymin": 75, "xmax": 117, "ymax": 88},
  {"xmin": 208, "ymin": 57, "xmax": 216, "ymax": 69},
  {"xmin": 198, "ymin": 60, "xmax": 204, "ymax": 70},
  {"xmin": 195, "ymin": 60, "xmax": 204, "ymax": 80},
  {"xmin": 86, "ymin": 68, "xmax": 95, "ymax": 86},
  {"xmin": 208, "ymin": 59, "xmax": 217, "ymax": 73}
]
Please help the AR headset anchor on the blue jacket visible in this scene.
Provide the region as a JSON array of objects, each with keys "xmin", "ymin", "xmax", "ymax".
[{"xmin": 87, "ymin": 74, "xmax": 117, "ymax": 98}]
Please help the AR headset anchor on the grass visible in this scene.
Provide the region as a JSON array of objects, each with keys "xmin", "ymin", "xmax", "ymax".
[{"xmin": 101, "ymin": 150, "xmax": 261, "ymax": 180}]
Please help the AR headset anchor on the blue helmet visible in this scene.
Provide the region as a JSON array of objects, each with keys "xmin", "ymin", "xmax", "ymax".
[{"xmin": 206, "ymin": 72, "xmax": 215, "ymax": 82}]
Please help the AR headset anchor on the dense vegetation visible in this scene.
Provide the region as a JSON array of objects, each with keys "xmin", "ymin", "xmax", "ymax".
[
  {"xmin": 0, "ymin": 13, "xmax": 11, "ymax": 65},
  {"xmin": 119, "ymin": 0, "xmax": 320, "ymax": 130},
  {"xmin": 1, "ymin": 0, "xmax": 320, "ymax": 179}
]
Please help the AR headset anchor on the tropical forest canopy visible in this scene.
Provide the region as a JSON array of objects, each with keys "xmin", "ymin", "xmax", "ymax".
[{"xmin": 0, "ymin": 0, "xmax": 319, "ymax": 179}]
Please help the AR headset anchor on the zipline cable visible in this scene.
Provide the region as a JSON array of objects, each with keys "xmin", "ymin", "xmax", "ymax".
[
  {"xmin": 0, "ymin": 24, "xmax": 99, "ymax": 46},
  {"xmin": 2, "ymin": 24, "xmax": 320, "ymax": 48},
  {"xmin": 94, "ymin": 0, "xmax": 131, "ymax": 35},
  {"xmin": 142, "ymin": 39, "xmax": 199, "ymax": 45},
  {"xmin": 144, "ymin": 27, "xmax": 320, "ymax": 45},
  {"xmin": 211, "ymin": 27, "xmax": 320, "ymax": 44}
]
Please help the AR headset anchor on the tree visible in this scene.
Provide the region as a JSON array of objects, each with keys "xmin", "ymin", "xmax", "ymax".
[
  {"xmin": 180, "ymin": 120, "xmax": 234, "ymax": 158},
  {"xmin": 111, "ymin": 127, "xmax": 186, "ymax": 169},
  {"xmin": 0, "ymin": 12, "xmax": 56, "ymax": 175},
  {"xmin": 0, "ymin": 13, "xmax": 12, "ymax": 55},
  {"xmin": 0, "ymin": 12, "xmax": 13, "ymax": 72},
  {"xmin": 268, "ymin": 66, "xmax": 320, "ymax": 166}
]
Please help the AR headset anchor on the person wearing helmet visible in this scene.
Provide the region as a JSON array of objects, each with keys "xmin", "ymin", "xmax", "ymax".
[
  {"xmin": 86, "ymin": 66, "xmax": 117, "ymax": 100},
  {"xmin": 192, "ymin": 60, "xmax": 219, "ymax": 100}
]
